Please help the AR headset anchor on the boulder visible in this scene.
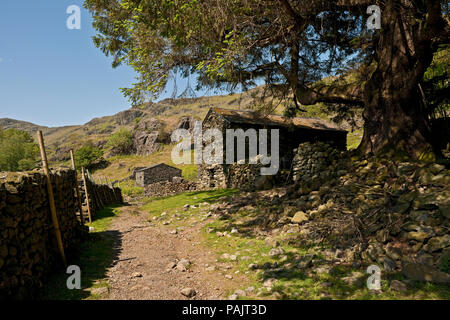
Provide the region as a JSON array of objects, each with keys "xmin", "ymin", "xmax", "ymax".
[
  {"xmin": 291, "ymin": 211, "xmax": 308, "ymax": 224},
  {"xmin": 180, "ymin": 288, "xmax": 196, "ymax": 298},
  {"xmin": 390, "ymin": 280, "xmax": 408, "ymax": 292},
  {"xmin": 402, "ymin": 262, "xmax": 450, "ymax": 284}
]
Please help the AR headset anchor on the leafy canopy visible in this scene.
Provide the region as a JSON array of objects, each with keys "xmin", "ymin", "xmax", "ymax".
[
  {"xmin": 0, "ymin": 128, "xmax": 39, "ymax": 172},
  {"xmin": 84, "ymin": 0, "xmax": 367, "ymax": 107}
]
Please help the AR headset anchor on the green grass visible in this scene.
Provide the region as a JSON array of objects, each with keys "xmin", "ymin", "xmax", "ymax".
[
  {"xmin": 42, "ymin": 205, "xmax": 122, "ymax": 300},
  {"xmin": 142, "ymin": 189, "xmax": 238, "ymax": 217},
  {"xmin": 182, "ymin": 164, "xmax": 198, "ymax": 181},
  {"xmin": 119, "ymin": 180, "xmax": 144, "ymax": 198}
]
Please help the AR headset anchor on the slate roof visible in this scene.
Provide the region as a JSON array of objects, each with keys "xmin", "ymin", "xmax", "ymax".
[
  {"xmin": 136, "ymin": 163, "xmax": 181, "ymax": 172},
  {"xmin": 210, "ymin": 107, "xmax": 346, "ymax": 133}
]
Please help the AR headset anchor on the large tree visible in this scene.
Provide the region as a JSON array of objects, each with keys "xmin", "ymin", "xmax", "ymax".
[{"xmin": 85, "ymin": 0, "xmax": 449, "ymax": 159}]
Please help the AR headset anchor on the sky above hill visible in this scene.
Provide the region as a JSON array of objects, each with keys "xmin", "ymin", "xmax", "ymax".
[{"xmin": 0, "ymin": 1, "xmax": 213, "ymax": 127}]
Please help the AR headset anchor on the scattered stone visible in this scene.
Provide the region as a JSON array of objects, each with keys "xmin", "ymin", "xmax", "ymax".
[
  {"xmin": 228, "ymin": 294, "xmax": 239, "ymax": 300},
  {"xmin": 245, "ymin": 286, "xmax": 255, "ymax": 293},
  {"xmin": 265, "ymin": 236, "xmax": 280, "ymax": 248},
  {"xmin": 342, "ymin": 272, "xmax": 366, "ymax": 288},
  {"xmin": 176, "ymin": 258, "xmax": 191, "ymax": 272},
  {"xmin": 248, "ymin": 263, "xmax": 259, "ymax": 270},
  {"xmin": 383, "ymin": 257, "xmax": 397, "ymax": 272},
  {"xmin": 181, "ymin": 288, "xmax": 196, "ymax": 298},
  {"xmin": 131, "ymin": 272, "xmax": 142, "ymax": 278},
  {"xmin": 225, "ymin": 275, "xmax": 233, "ymax": 280},
  {"xmin": 390, "ymin": 280, "xmax": 408, "ymax": 292},
  {"xmin": 425, "ymin": 235, "xmax": 450, "ymax": 253},
  {"xmin": 263, "ymin": 278, "xmax": 277, "ymax": 288},
  {"xmin": 272, "ymin": 292, "xmax": 282, "ymax": 299},
  {"xmin": 291, "ymin": 211, "xmax": 308, "ymax": 224},
  {"xmin": 402, "ymin": 262, "xmax": 450, "ymax": 284},
  {"xmin": 220, "ymin": 253, "xmax": 230, "ymax": 260},
  {"xmin": 234, "ymin": 289, "xmax": 246, "ymax": 297},
  {"xmin": 268, "ymin": 247, "xmax": 285, "ymax": 257}
]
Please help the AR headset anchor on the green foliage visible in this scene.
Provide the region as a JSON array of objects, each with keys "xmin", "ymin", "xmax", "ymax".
[
  {"xmin": 0, "ymin": 128, "xmax": 39, "ymax": 171},
  {"xmin": 423, "ymin": 45, "xmax": 449, "ymax": 118},
  {"xmin": 106, "ymin": 128, "xmax": 133, "ymax": 155},
  {"xmin": 84, "ymin": 0, "xmax": 366, "ymax": 106},
  {"xmin": 119, "ymin": 180, "xmax": 144, "ymax": 198},
  {"xmin": 74, "ymin": 142, "xmax": 103, "ymax": 170}
]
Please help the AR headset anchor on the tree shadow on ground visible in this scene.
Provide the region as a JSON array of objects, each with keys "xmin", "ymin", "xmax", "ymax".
[{"xmin": 41, "ymin": 207, "xmax": 124, "ymax": 300}]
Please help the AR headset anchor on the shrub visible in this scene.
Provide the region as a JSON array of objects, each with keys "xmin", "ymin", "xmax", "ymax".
[
  {"xmin": 106, "ymin": 128, "xmax": 133, "ymax": 155},
  {"xmin": 74, "ymin": 142, "xmax": 103, "ymax": 170}
]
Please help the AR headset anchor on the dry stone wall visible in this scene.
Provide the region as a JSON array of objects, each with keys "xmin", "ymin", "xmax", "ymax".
[
  {"xmin": 80, "ymin": 179, "xmax": 123, "ymax": 220},
  {"xmin": 135, "ymin": 164, "xmax": 182, "ymax": 187},
  {"xmin": 145, "ymin": 178, "xmax": 196, "ymax": 198},
  {"xmin": 292, "ymin": 142, "xmax": 342, "ymax": 183},
  {"xmin": 0, "ymin": 169, "xmax": 123, "ymax": 299},
  {"xmin": 0, "ymin": 169, "xmax": 87, "ymax": 299}
]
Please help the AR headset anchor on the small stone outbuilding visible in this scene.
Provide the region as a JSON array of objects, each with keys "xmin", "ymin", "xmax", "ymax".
[
  {"xmin": 197, "ymin": 107, "xmax": 347, "ymax": 190},
  {"xmin": 135, "ymin": 163, "xmax": 182, "ymax": 187}
]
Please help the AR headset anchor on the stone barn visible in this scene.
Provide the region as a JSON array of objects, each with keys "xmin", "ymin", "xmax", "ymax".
[
  {"xmin": 197, "ymin": 107, "xmax": 347, "ymax": 190},
  {"xmin": 135, "ymin": 163, "xmax": 182, "ymax": 187}
]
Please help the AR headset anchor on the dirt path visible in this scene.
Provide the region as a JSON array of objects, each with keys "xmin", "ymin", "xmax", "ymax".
[{"xmin": 102, "ymin": 203, "xmax": 241, "ymax": 300}]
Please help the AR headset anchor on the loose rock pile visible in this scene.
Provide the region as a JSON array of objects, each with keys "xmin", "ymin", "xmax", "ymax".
[{"xmin": 210, "ymin": 142, "xmax": 450, "ymax": 285}]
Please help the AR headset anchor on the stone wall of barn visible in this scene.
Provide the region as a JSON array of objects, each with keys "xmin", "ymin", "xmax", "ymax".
[{"xmin": 135, "ymin": 165, "xmax": 182, "ymax": 187}]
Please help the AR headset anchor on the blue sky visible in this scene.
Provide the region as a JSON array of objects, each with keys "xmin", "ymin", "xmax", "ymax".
[{"xmin": 0, "ymin": 1, "xmax": 211, "ymax": 127}]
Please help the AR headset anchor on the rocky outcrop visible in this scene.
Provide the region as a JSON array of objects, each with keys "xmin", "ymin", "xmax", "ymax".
[
  {"xmin": 133, "ymin": 131, "xmax": 161, "ymax": 156},
  {"xmin": 176, "ymin": 116, "xmax": 195, "ymax": 131},
  {"xmin": 132, "ymin": 118, "xmax": 170, "ymax": 156},
  {"xmin": 135, "ymin": 118, "xmax": 162, "ymax": 132},
  {"xmin": 115, "ymin": 110, "xmax": 144, "ymax": 125}
]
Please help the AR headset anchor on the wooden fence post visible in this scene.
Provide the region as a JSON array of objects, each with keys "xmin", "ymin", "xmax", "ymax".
[
  {"xmin": 81, "ymin": 167, "xmax": 93, "ymax": 223},
  {"xmin": 70, "ymin": 150, "xmax": 85, "ymax": 225},
  {"xmin": 37, "ymin": 130, "xmax": 67, "ymax": 266}
]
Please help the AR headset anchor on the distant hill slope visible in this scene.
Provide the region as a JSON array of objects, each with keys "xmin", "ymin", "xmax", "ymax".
[{"xmin": 0, "ymin": 118, "xmax": 48, "ymax": 133}]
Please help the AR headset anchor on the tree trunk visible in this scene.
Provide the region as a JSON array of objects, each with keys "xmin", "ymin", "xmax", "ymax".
[{"xmin": 358, "ymin": 1, "xmax": 438, "ymax": 160}]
